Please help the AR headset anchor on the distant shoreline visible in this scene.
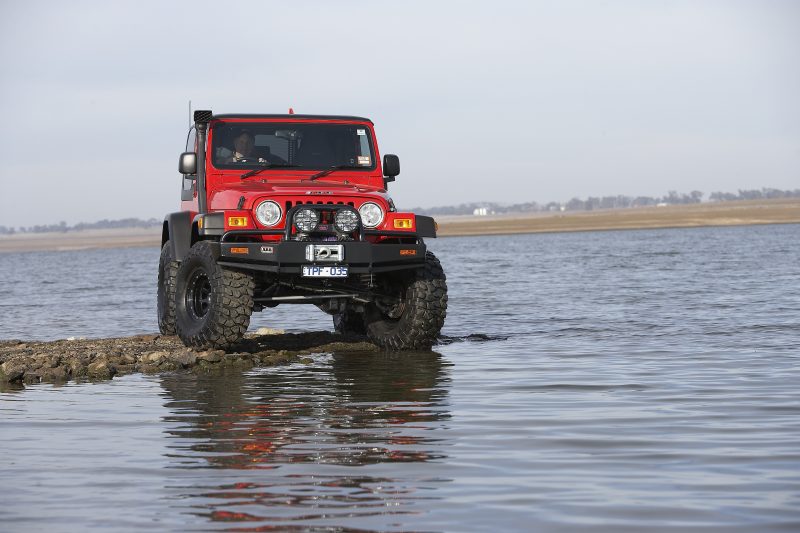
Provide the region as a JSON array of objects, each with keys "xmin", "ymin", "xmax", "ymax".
[
  {"xmin": 435, "ymin": 198, "xmax": 800, "ymax": 237},
  {"xmin": 1, "ymin": 198, "xmax": 798, "ymax": 253}
]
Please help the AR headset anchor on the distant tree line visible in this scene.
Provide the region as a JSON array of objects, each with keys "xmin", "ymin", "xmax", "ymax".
[
  {"xmin": 708, "ymin": 188, "xmax": 800, "ymax": 202},
  {"xmin": 411, "ymin": 188, "xmax": 800, "ymax": 216},
  {"xmin": 0, "ymin": 217, "xmax": 161, "ymax": 235}
]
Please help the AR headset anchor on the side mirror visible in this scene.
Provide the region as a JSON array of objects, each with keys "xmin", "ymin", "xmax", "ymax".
[
  {"xmin": 179, "ymin": 152, "xmax": 197, "ymax": 175},
  {"xmin": 383, "ymin": 154, "xmax": 400, "ymax": 181}
]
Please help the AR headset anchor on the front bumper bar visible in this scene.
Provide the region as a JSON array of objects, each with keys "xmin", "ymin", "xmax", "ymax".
[{"xmin": 215, "ymin": 240, "xmax": 427, "ymax": 274}]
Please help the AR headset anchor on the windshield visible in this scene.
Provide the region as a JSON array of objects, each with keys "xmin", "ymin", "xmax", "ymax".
[{"xmin": 211, "ymin": 122, "xmax": 375, "ymax": 171}]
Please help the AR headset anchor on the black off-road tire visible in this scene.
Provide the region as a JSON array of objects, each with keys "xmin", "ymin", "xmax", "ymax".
[
  {"xmin": 333, "ymin": 310, "xmax": 367, "ymax": 335},
  {"xmin": 157, "ymin": 240, "xmax": 179, "ymax": 335},
  {"xmin": 174, "ymin": 241, "xmax": 255, "ymax": 350},
  {"xmin": 364, "ymin": 251, "xmax": 447, "ymax": 350}
]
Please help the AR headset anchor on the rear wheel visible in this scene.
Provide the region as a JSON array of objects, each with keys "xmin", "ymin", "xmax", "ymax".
[
  {"xmin": 175, "ymin": 241, "xmax": 254, "ymax": 349},
  {"xmin": 157, "ymin": 241, "xmax": 178, "ymax": 335},
  {"xmin": 364, "ymin": 251, "xmax": 447, "ymax": 350}
]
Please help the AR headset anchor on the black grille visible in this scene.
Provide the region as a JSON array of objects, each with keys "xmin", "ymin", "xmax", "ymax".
[{"xmin": 285, "ymin": 200, "xmax": 355, "ymax": 211}]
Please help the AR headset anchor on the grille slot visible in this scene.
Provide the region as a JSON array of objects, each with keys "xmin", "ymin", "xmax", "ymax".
[{"xmin": 285, "ymin": 200, "xmax": 355, "ymax": 209}]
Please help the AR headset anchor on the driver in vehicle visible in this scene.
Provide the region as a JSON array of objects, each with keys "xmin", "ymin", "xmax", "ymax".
[{"xmin": 224, "ymin": 130, "xmax": 266, "ymax": 163}]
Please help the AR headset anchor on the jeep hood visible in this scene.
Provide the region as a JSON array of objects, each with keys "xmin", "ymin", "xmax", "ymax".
[{"xmin": 208, "ymin": 180, "xmax": 390, "ymax": 211}]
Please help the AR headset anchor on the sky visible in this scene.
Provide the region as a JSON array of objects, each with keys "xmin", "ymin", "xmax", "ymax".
[{"xmin": 0, "ymin": 0, "xmax": 798, "ymax": 226}]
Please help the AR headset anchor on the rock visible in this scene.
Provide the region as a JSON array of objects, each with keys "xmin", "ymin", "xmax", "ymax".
[
  {"xmin": 253, "ymin": 327, "xmax": 285, "ymax": 336},
  {"xmin": 87, "ymin": 360, "xmax": 116, "ymax": 379},
  {"xmin": 196, "ymin": 351, "xmax": 223, "ymax": 363},
  {"xmin": 300, "ymin": 357, "xmax": 314, "ymax": 365},
  {"xmin": 171, "ymin": 351, "xmax": 196, "ymax": 367},
  {"xmin": 40, "ymin": 366, "xmax": 69, "ymax": 382},
  {"xmin": 140, "ymin": 334, "xmax": 159, "ymax": 342},
  {"xmin": 140, "ymin": 364, "xmax": 161, "ymax": 374},
  {"xmin": 31, "ymin": 355, "xmax": 50, "ymax": 370},
  {"xmin": 143, "ymin": 351, "xmax": 168, "ymax": 364},
  {"xmin": 121, "ymin": 354, "xmax": 137, "ymax": 365},
  {"xmin": 68, "ymin": 361, "xmax": 88, "ymax": 377},
  {"xmin": 48, "ymin": 355, "xmax": 62, "ymax": 368},
  {"xmin": 1, "ymin": 361, "xmax": 25, "ymax": 382}
]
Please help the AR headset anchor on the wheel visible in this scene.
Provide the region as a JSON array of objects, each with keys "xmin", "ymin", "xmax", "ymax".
[
  {"xmin": 333, "ymin": 309, "xmax": 367, "ymax": 335},
  {"xmin": 174, "ymin": 241, "xmax": 255, "ymax": 349},
  {"xmin": 157, "ymin": 241, "xmax": 179, "ymax": 335},
  {"xmin": 364, "ymin": 251, "xmax": 447, "ymax": 350}
]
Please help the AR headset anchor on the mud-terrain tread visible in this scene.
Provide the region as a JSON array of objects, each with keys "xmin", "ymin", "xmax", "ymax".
[
  {"xmin": 157, "ymin": 241, "xmax": 179, "ymax": 335},
  {"xmin": 366, "ymin": 251, "xmax": 447, "ymax": 350},
  {"xmin": 175, "ymin": 241, "xmax": 255, "ymax": 350},
  {"xmin": 333, "ymin": 310, "xmax": 367, "ymax": 335}
]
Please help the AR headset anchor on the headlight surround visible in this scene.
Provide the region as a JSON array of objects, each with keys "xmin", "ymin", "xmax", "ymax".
[
  {"xmin": 334, "ymin": 209, "xmax": 360, "ymax": 233},
  {"xmin": 358, "ymin": 202, "xmax": 384, "ymax": 228},
  {"xmin": 294, "ymin": 208, "xmax": 320, "ymax": 233},
  {"xmin": 255, "ymin": 200, "xmax": 282, "ymax": 226}
]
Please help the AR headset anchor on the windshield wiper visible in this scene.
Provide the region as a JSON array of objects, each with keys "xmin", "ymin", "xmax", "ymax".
[
  {"xmin": 241, "ymin": 163, "xmax": 299, "ymax": 180},
  {"xmin": 308, "ymin": 164, "xmax": 361, "ymax": 181}
]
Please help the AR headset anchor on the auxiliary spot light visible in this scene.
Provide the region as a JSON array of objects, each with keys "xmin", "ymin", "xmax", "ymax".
[
  {"xmin": 294, "ymin": 208, "xmax": 320, "ymax": 233},
  {"xmin": 334, "ymin": 210, "xmax": 359, "ymax": 233}
]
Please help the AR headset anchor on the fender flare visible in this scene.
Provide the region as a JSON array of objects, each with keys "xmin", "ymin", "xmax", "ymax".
[{"xmin": 162, "ymin": 212, "xmax": 193, "ymax": 261}]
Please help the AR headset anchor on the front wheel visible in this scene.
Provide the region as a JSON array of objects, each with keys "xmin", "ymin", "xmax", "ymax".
[
  {"xmin": 174, "ymin": 241, "xmax": 255, "ymax": 349},
  {"xmin": 364, "ymin": 251, "xmax": 447, "ymax": 350}
]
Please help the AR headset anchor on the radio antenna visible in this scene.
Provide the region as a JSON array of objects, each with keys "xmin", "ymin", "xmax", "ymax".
[{"xmin": 189, "ymin": 100, "xmax": 192, "ymax": 127}]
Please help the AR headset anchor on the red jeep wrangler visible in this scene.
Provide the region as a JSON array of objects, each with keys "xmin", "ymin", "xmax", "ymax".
[{"xmin": 158, "ymin": 110, "xmax": 447, "ymax": 350}]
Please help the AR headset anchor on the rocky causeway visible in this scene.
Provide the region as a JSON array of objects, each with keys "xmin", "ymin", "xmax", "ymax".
[{"xmin": 0, "ymin": 330, "xmax": 378, "ymax": 388}]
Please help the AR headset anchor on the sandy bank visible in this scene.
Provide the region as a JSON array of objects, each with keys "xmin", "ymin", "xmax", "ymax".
[
  {"xmin": 0, "ymin": 227, "xmax": 161, "ymax": 253},
  {"xmin": 1, "ymin": 199, "xmax": 798, "ymax": 253},
  {"xmin": 0, "ymin": 331, "xmax": 377, "ymax": 389},
  {"xmin": 435, "ymin": 198, "xmax": 800, "ymax": 237}
]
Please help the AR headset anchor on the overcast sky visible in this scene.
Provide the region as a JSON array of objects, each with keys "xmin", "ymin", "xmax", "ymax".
[{"xmin": 0, "ymin": 0, "xmax": 797, "ymax": 226}]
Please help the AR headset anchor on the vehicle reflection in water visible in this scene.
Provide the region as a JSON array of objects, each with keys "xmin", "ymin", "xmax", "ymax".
[{"xmin": 158, "ymin": 349, "xmax": 451, "ymax": 529}]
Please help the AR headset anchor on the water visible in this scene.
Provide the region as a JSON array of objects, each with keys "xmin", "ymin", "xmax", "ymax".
[{"xmin": 1, "ymin": 224, "xmax": 799, "ymax": 532}]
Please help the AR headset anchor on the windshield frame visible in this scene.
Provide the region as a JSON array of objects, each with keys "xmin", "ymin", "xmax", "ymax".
[{"xmin": 208, "ymin": 120, "xmax": 378, "ymax": 173}]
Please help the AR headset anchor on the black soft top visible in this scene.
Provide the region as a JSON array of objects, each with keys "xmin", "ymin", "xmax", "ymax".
[{"xmin": 212, "ymin": 114, "xmax": 373, "ymax": 123}]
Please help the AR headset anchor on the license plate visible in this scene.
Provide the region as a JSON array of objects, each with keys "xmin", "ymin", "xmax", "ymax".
[{"xmin": 301, "ymin": 265, "xmax": 348, "ymax": 278}]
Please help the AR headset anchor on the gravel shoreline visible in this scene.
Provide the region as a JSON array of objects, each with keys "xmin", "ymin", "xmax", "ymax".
[{"xmin": 0, "ymin": 331, "xmax": 378, "ymax": 388}]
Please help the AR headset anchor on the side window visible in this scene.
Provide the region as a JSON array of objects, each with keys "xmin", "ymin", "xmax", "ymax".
[{"xmin": 185, "ymin": 126, "xmax": 197, "ymax": 152}]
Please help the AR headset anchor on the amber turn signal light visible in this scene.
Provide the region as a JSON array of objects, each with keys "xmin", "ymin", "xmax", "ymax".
[
  {"xmin": 228, "ymin": 216, "xmax": 248, "ymax": 227},
  {"xmin": 393, "ymin": 218, "xmax": 413, "ymax": 229}
]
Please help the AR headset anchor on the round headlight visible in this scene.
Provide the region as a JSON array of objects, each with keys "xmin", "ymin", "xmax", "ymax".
[
  {"xmin": 334, "ymin": 209, "xmax": 360, "ymax": 233},
  {"xmin": 294, "ymin": 208, "xmax": 320, "ymax": 233},
  {"xmin": 255, "ymin": 200, "xmax": 282, "ymax": 226},
  {"xmin": 358, "ymin": 202, "xmax": 384, "ymax": 228}
]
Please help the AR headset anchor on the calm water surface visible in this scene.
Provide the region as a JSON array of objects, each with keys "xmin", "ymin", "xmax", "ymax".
[{"xmin": 1, "ymin": 225, "xmax": 799, "ymax": 532}]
